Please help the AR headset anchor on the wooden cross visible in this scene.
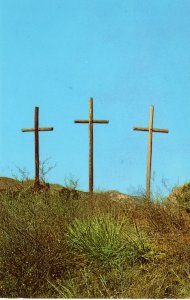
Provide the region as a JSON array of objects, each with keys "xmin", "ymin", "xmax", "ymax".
[
  {"xmin": 21, "ymin": 107, "xmax": 53, "ymax": 188},
  {"xmin": 133, "ymin": 105, "xmax": 169, "ymax": 200},
  {"xmin": 74, "ymin": 97, "xmax": 109, "ymax": 194}
]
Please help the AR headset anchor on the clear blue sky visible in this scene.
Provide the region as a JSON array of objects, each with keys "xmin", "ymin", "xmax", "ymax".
[{"xmin": 0, "ymin": 0, "xmax": 190, "ymax": 195}]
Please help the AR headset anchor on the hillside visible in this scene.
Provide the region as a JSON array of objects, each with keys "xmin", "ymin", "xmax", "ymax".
[
  {"xmin": 0, "ymin": 177, "xmax": 21, "ymax": 190},
  {"xmin": 0, "ymin": 176, "xmax": 134, "ymax": 202},
  {"xmin": 1, "ymin": 177, "xmax": 190, "ymax": 298}
]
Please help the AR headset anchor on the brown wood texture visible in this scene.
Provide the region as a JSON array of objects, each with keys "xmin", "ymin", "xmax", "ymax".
[
  {"xmin": 22, "ymin": 127, "xmax": 53, "ymax": 132},
  {"xmin": 21, "ymin": 106, "xmax": 53, "ymax": 189},
  {"xmin": 133, "ymin": 127, "xmax": 168, "ymax": 133},
  {"xmin": 74, "ymin": 120, "xmax": 109, "ymax": 124},
  {"xmin": 34, "ymin": 107, "xmax": 40, "ymax": 188},
  {"xmin": 74, "ymin": 97, "xmax": 109, "ymax": 194},
  {"xmin": 133, "ymin": 105, "xmax": 169, "ymax": 201},
  {"xmin": 146, "ymin": 106, "xmax": 154, "ymax": 200},
  {"xmin": 89, "ymin": 97, "xmax": 93, "ymax": 194}
]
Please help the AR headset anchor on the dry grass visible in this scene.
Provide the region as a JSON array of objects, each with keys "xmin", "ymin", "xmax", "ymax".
[{"xmin": 1, "ymin": 181, "xmax": 190, "ymax": 298}]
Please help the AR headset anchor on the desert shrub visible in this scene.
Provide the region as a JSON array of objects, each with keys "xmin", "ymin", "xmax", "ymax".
[
  {"xmin": 67, "ymin": 215, "xmax": 162, "ymax": 268},
  {"xmin": 0, "ymin": 191, "xmax": 74, "ymax": 297},
  {"xmin": 67, "ymin": 215, "xmax": 128, "ymax": 267},
  {"xmin": 48, "ymin": 265, "xmax": 128, "ymax": 298},
  {"xmin": 179, "ymin": 183, "xmax": 190, "ymax": 208},
  {"xmin": 48, "ymin": 256, "xmax": 178, "ymax": 298},
  {"xmin": 126, "ymin": 199, "xmax": 188, "ymax": 234},
  {"xmin": 168, "ymin": 183, "xmax": 190, "ymax": 211}
]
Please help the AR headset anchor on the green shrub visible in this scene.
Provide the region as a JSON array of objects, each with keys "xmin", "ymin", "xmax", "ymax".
[
  {"xmin": 67, "ymin": 215, "xmax": 128, "ymax": 266},
  {"xmin": 67, "ymin": 215, "xmax": 161, "ymax": 267}
]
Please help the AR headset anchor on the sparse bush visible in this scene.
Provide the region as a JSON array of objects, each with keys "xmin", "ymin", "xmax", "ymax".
[
  {"xmin": 64, "ymin": 174, "xmax": 80, "ymax": 190},
  {"xmin": 0, "ymin": 190, "xmax": 74, "ymax": 297},
  {"xmin": 39, "ymin": 158, "xmax": 56, "ymax": 184},
  {"xmin": 168, "ymin": 182, "xmax": 190, "ymax": 211}
]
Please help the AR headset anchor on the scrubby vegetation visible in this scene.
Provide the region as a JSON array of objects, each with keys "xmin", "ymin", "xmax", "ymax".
[{"xmin": 1, "ymin": 181, "xmax": 190, "ymax": 298}]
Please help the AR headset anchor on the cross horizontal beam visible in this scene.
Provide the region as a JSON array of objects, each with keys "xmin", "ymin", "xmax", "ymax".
[
  {"xmin": 133, "ymin": 105, "xmax": 169, "ymax": 201},
  {"xmin": 133, "ymin": 127, "xmax": 169, "ymax": 133},
  {"xmin": 74, "ymin": 97, "xmax": 109, "ymax": 195},
  {"xmin": 74, "ymin": 120, "xmax": 109, "ymax": 124},
  {"xmin": 22, "ymin": 127, "xmax": 54, "ymax": 132},
  {"xmin": 21, "ymin": 107, "xmax": 54, "ymax": 188}
]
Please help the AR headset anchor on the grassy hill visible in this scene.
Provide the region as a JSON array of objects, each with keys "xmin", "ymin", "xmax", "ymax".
[
  {"xmin": 0, "ymin": 176, "xmax": 20, "ymax": 190},
  {"xmin": 0, "ymin": 176, "xmax": 63, "ymax": 190},
  {"xmin": 0, "ymin": 176, "xmax": 134, "ymax": 202},
  {"xmin": 1, "ymin": 178, "xmax": 190, "ymax": 298}
]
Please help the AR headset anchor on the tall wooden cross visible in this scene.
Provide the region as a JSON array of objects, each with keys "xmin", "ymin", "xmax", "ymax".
[
  {"xmin": 74, "ymin": 97, "xmax": 109, "ymax": 194},
  {"xmin": 133, "ymin": 105, "xmax": 169, "ymax": 200},
  {"xmin": 21, "ymin": 107, "xmax": 53, "ymax": 188}
]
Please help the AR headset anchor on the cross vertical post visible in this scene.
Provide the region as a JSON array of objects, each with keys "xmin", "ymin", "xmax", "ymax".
[
  {"xmin": 146, "ymin": 106, "xmax": 154, "ymax": 199},
  {"xmin": 35, "ymin": 107, "xmax": 40, "ymax": 187},
  {"xmin": 89, "ymin": 98, "xmax": 93, "ymax": 193},
  {"xmin": 21, "ymin": 106, "xmax": 54, "ymax": 189},
  {"xmin": 74, "ymin": 97, "xmax": 109, "ymax": 194},
  {"xmin": 133, "ymin": 105, "xmax": 169, "ymax": 200}
]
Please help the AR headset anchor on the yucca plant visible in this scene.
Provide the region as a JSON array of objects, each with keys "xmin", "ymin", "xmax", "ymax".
[
  {"xmin": 67, "ymin": 215, "xmax": 160, "ymax": 267},
  {"xmin": 67, "ymin": 215, "xmax": 128, "ymax": 266}
]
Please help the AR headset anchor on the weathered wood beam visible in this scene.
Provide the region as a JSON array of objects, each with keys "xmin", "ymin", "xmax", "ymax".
[
  {"xmin": 21, "ymin": 106, "xmax": 54, "ymax": 189},
  {"xmin": 74, "ymin": 120, "xmax": 109, "ymax": 124},
  {"xmin": 22, "ymin": 127, "xmax": 54, "ymax": 132},
  {"xmin": 74, "ymin": 97, "xmax": 109, "ymax": 195},
  {"xmin": 133, "ymin": 105, "xmax": 169, "ymax": 201},
  {"xmin": 133, "ymin": 127, "xmax": 169, "ymax": 133}
]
